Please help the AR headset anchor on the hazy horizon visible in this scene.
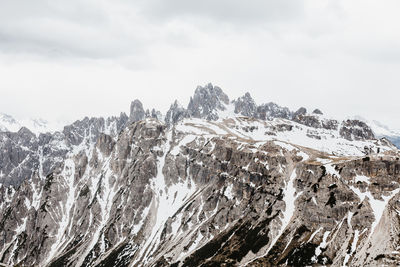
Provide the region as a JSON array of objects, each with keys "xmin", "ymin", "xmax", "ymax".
[{"xmin": 1, "ymin": 0, "xmax": 399, "ymax": 129}]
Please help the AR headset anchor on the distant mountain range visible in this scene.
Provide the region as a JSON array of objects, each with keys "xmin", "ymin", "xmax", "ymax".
[
  {"xmin": 1, "ymin": 85, "xmax": 399, "ymax": 148},
  {"xmin": 0, "ymin": 113, "xmax": 65, "ymax": 135},
  {"xmin": 354, "ymin": 117, "xmax": 400, "ymax": 148}
]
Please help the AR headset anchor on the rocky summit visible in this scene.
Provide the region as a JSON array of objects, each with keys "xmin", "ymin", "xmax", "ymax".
[{"xmin": 1, "ymin": 84, "xmax": 400, "ymax": 267}]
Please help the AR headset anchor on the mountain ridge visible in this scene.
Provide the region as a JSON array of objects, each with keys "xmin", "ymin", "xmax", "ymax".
[
  {"xmin": 0, "ymin": 84, "xmax": 399, "ymax": 267},
  {"xmin": 1, "ymin": 83, "xmax": 398, "ymax": 149},
  {"xmin": 1, "ymin": 83, "xmax": 393, "ymax": 188}
]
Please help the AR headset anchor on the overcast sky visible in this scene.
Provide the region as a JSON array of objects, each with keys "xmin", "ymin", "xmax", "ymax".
[{"xmin": 0, "ymin": 0, "xmax": 399, "ymax": 128}]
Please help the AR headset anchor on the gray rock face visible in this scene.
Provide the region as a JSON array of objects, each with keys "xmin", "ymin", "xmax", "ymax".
[
  {"xmin": 0, "ymin": 112, "xmax": 128, "ymax": 187},
  {"xmin": 292, "ymin": 110, "xmax": 339, "ymax": 131},
  {"xmin": 293, "ymin": 107, "xmax": 307, "ymax": 118},
  {"xmin": 0, "ymin": 84, "xmax": 380, "ymax": 188},
  {"xmin": 256, "ymin": 102, "xmax": 292, "ymax": 120},
  {"xmin": 322, "ymin": 119, "xmax": 339, "ymax": 130},
  {"xmin": 165, "ymin": 100, "xmax": 189, "ymax": 126},
  {"xmin": 129, "ymin": 99, "xmax": 145, "ymax": 123},
  {"xmin": 313, "ymin": 108, "xmax": 323, "ymax": 115},
  {"xmin": 162, "ymin": 84, "xmax": 364, "ymax": 141},
  {"xmin": 63, "ymin": 114, "xmax": 129, "ymax": 146},
  {"xmin": 149, "ymin": 108, "xmax": 163, "ymax": 121},
  {"xmin": 292, "ymin": 107, "xmax": 330, "ymax": 129},
  {"xmin": 164, "ymin": 83, "xmax": 232, "ymax": 125},
  {"xmin": 187, "ymin": 83, "xmax": 229, "ymax": 120},
  {"xmin": 0, "ymin": 127, "xmax": 38, "ymax": 186},
  {"xmin": 293, "ymin": 113, "xmax": 321, "ymax": 128},
  {"xmin": 233, "ymin": 92, "xmax": 257, "ymax": 117},
  {"xmin": 340, "ymin": 120, "xmax": 375, "ymax": 141},
  {"xmin": 0, "ymin": 84, "xmax": 397, "ymax": 267},
  {"xmin": 0, "ymin": 116, "xmax": 398, "ymax": 267}
]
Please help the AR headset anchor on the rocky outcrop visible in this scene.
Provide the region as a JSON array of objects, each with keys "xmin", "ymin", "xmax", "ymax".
[
  {"xmin": 293, "ymin": 113, "xmax": 321, "ymax": 128},
  {"xmin": 0, "ymin": 127, "xmax": 38, "ymax": 186},
  {"xmin": 233, "ymin": 92, "xmax": 257, "ymax": 117},
  {"xmin": 129, "ymin": 99, "xmax": 145, "ymax": 123},
  {"xmin": 292, "ymin": 108, "xmax": 339, "ymax": 131},
  {"xmin": 340, "ymin": 120, "xmax": 375, "ymax": 141},
  {"xmin": 187, "ymin": 83, "xmax": 229, "ymax": 120},
  {"xmin": 0, "ymin": 113, "xmax": 128, "ymax": 187},
  {"xmin": 256, "ymin": 102, "xmax": 292, "ymax": 120},
  {"xmin": 0, "ymin": 84, "xmax": 397, "ymax": 267},
  {"xmin": 145, "ymin": 108, "xmax": 163, "ymax": 122},
  {"xmin": 0, "ymin": 84, "xmax": 382, "ymax": 187},
  {"xmin": 293, "ymin": 107, "xmax": 307, "ymax": 118},
  {"xmin": 0, "ymin": 115, "xmax": 398, "ymax": 267},
  {"xmin": 313, "ymin": 108, "xmax": 323, "ymax": 115},
  {"xmin": 165, "ymin": 100, "xmax": 189, "ymax": 126}
]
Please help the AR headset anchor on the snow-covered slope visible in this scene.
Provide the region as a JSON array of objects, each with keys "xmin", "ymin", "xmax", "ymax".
[
  {"xmin": 354, "ymin": 116, "xmax": 400, "ymax": 148},
  {"xmin": 369, "ymin": 121, "xmax": 400, "ymax": 148},
  {"xmin": 0, "ymin": 84, "xmax": 400, "ymax": 267},
  {"xmin": 0, "ymin": 113, "xmax": 21, "ymax": 132},
  {"xmin": 1, "ymin": 115, "xmax": 399, "ymax": 266},
  {"xmin": 0, "ymin": 113, "xmax": 65, "ymax": 134}
]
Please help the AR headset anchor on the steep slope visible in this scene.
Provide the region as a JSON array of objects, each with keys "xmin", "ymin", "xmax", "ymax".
[
  {"xmin": 0, "ymin": 113, "xmax": 129, "ymax": 187},
  {"xmin": 0, "ymin": 84, "xmax": 400, "ymax": 267},
  {"xmin": 0, "ymin": 115, "xmax": 399, "ymax": 266}
]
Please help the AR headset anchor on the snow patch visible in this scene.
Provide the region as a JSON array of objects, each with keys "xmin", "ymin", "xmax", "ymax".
[
  {"xmin": 224, "ymin": 184, "xmax": 234, "ymax": 200},
  {"xmin": 253, "ymin": 169, "xmax": 303, "ymax": 261},
  {"xmin": 354, "ymin": 175, "xmax": 370, "ymax": 184},
  {"xmin": 342, "ymin": 229, "xmax": 359, "ymax": 266},
  {"xmin": 46, "ymin": 158, "xmax": 76, "ymax": 263},
  {"xmin": 312, "ymin": 231, "xmax": 331, "ymax": 262},
  {"xmin": 349, "ymin": 185, "xmax": 400, "ymax": 240},
  {"xmin": 134, "ymin": 131, "xmax": 197, "ymax": 265}
]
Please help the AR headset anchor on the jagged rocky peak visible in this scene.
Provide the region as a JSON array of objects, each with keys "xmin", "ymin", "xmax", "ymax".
[
  {"xmin": 187, "ymin": 83, "xmax": 230, "ymax": 120},
  {"xmin": 256, "ymin": 102, "xmax": 292, "ymax": 120},
  {"xmin": 144, "ymin": 108, "xmax": 163, "ymax": 121},
  {"xmin": 165, "ymin": 100, "xmax": 189, "ymax": 126},
  {"xmin": 293, "ymin": 107, "xmax": 307, "ymax": 118},
  {"xmin": 340, "ymin": 119, "xmax": 375, "ymax": 141},
  {"xmin": 115, "ymin": 112, "xmax": 129, "ymax": 131},
  {"xmin": 312, "ymin": 108, "xmax": 323, "ymax": 115},
  {"xmin": 292, "ymin": 107, "xmax": 339, "ymax": 130},
  {"xmin": 129, "ymin": 99, "xmax": 145, "ymax": 122},
  {"xmin": 292, "ymin": 107, "xmax": 320, "ymax": 128},
  {"xmin": 96, "ymin": 133, "xmax": 116, "ymax": 157},
  {"xmin": 1, "ymin": 87, "xmax": 400, "ymax": 266},
  {"xmin": 1, "ymin": 113, "xmax": 398, "ymax": 266},
  {"xmin": 147, "ymin": 108, "xmax": 163, "ymax": 121},
  {"xmin": 17, "ymin": 126, "xmax": 36, "ymax": 140},
  {"xmin": 233, "ymin": 92, "xmax": 257, "ymax": 117},
  {"xmin": 0, "ymin": 128, "xmax": 39, "ymax": 187},
  {"xmin": 63, "ymin": 116, "xmax": 108, "ymax": 146}
]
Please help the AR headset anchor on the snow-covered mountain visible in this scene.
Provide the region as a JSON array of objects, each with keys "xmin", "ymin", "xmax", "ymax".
[
  {"xmin": 353, "ymin": 116, "xmax": 400, "ymax": 148},
  {"xmin": 0, "ymin": 84, "xmax": 400, "ymax": 267},
  {"xmin": 0, "ymin": 113, "xmax": 65, "ymax": 135},
  {"xmin": 0, "ymin": 113, "xmax": 20, "ymax": 132}
]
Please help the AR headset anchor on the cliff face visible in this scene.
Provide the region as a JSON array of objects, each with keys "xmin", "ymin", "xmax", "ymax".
[
  {"xmin": 0, "ymin": 84, "xmax": 399, "ymax": 267},
  {"xmin": 0, "ymin": 115, "xmax": 399, "ymax": 267}
]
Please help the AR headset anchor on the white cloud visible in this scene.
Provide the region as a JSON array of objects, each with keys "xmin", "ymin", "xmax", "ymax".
[
  {"xmin": 0, "ymin": 0, "xmax": 399, "ymax": 129},
  {"xmin": 135, "ymin": 0, "xmax": 304, "ymax": 24}
]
